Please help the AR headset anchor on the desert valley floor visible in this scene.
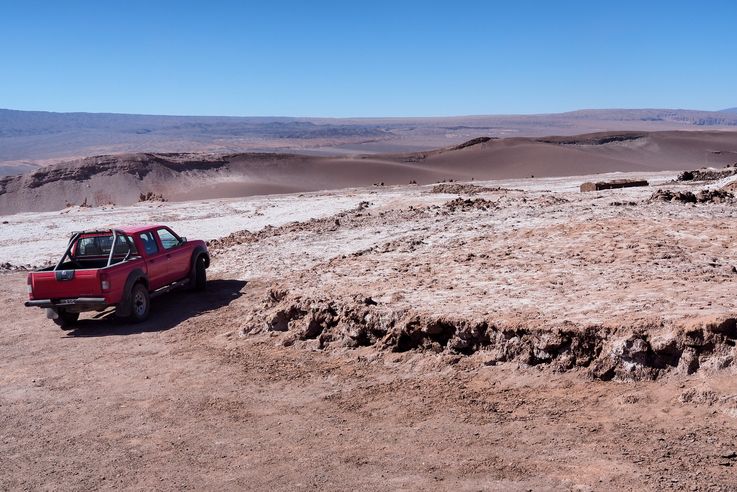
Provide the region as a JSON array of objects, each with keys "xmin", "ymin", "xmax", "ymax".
[{"xmin": 2, "ymin": 172, "xmax": 737, "ymax": 490}]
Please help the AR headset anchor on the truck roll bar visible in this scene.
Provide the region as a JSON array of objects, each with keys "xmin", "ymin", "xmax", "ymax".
[
  {"xmin": 106, "ymin": 229, "xmax": 118, "ymax": 268},
  {"xmin": 54, "ymin": 229, "xmax": 133, "ymax": 271}
]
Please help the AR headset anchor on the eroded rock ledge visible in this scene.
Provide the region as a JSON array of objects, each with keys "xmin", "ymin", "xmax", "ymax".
[{"xmin": 241, "ymin": 289, "xmax": 737, "ymax": 381}]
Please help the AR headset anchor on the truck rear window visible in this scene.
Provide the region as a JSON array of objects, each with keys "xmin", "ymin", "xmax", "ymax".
[{"xmin": 75, "ymin": 235, "xmax": 137, "ymax": 257}]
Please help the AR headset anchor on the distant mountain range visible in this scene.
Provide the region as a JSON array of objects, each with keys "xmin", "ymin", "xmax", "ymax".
[
  {"xmin": 1, "ymin": 107, "xmax": 737, "ymax": 176},
  {"xmin": 722, "ymin": 108, "xmax": 737, "ymax": 113}
]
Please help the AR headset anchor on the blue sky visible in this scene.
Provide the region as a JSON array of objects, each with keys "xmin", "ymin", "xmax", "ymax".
[{"xmin": 1, "ymin": 0, "xmax": 735, "ymax": 117}]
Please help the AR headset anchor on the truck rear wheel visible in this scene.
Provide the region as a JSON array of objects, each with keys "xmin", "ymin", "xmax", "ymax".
[
  {"xmin": 53, "ymin": 310, "xmax": 79, "ymax": 329},
  {"xmin": 129, "ymin": 283, "xmax": 150, "ymax": 323}
]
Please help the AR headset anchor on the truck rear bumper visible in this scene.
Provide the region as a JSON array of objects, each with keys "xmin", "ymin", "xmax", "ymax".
[{"xmin": 25, "ymin": 298, "xmax": 108, "ymax": 310}]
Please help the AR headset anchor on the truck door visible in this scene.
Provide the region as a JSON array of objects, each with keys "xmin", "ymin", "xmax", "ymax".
[
  {"xmin": 138, "ymin": 231, "xmax": 169, "ymax": 290},
  {"xmin": 155, "ymin": 228, "xmax": 191, "ymax": 283}
]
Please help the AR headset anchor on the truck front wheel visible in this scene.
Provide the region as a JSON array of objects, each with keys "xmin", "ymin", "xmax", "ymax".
[
  {"xmin": 129, "ymin": 283, "xmax": 150, "ymax": 323},
  {"xmin": 193, "ymin": 255, "xmax": 207, "ymax": 291},
  {"xmin": 53, "ymin": 310, "xmax": 79, "ymax": 329}
]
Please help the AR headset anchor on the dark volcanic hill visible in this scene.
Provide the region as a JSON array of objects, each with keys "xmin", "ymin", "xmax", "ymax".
[
  {"xmin": 2, "ymin": 108, "xmax": 737, "ymax": 174},
  {"xmin": 3, "ymin": 130, "xmax": 737, "ymax": 214}
]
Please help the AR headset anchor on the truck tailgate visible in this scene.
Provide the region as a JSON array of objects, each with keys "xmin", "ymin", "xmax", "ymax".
[{"xmin": 30, "ymin": 270, "xmax": 101, "ymax": 299}]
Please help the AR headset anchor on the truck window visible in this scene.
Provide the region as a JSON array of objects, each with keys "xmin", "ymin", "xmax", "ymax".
[
  {"xmin": 156, "ymin": 229, "xmax": 180, "ymax": 250},
  {"xmin": 76, "ymin": 234, "xmax": 137, "ymax": 257},
  {"xmin": 139, "ymin": 232, "xmax": 159, "ymax": 256}
]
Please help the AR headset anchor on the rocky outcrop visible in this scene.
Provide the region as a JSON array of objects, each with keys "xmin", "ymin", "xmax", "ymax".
[
  {"xmin": 580, "ymin": 179, "xmax": 649, "ymax": 192},
  {"xmin": 538, "ymin": 132, "xmax": 646, "ymax": 145},
  {"xmin": 242, "ymin": 290, "xmax": 737, "ymax": 381},
  {"xmin": 649, "ymin": 189, "xmax": 733, "ymax": 204},
  {"xmin": 450, "ymin": 136, "xmax": 494, "ymax": 150},
  {"xmin": 431, "ymin": 183, "xmax": 507, "ymax": 194},
  {"xmin": 677, "ymin": 166, "xmax": 737, "ymax": 182}
]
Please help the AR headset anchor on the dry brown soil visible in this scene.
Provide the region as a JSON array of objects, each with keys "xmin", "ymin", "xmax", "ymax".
[{"xmin": 3, "ymin": 177, "xmax": 737, "ymax": 490}]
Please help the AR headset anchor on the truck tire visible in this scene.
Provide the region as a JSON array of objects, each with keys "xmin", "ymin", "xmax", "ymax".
[
  {"xmin": 129, "ymin": 283, "xmax": 150, "ymax": 323},
  {"xmin": 193, "ymin": 255, "xmax": 207, "ymax": 291},
  {"xmin": 53, "ymin": 310, "xmax": 79, "ymax": 329}
]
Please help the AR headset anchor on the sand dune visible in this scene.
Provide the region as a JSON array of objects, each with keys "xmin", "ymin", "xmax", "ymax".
[
  {"xmin": 3, "ymin": 107, "xmax": 737, "ymax": 169},
  {"xmin": 2, "ymin": 130, "xmax": 737, "ymax": 214}
]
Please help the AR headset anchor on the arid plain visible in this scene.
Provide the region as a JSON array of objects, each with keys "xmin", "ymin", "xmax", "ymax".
[{"xmin": 2, "ymin": 164, "xmax": 737, "ymax": 489}]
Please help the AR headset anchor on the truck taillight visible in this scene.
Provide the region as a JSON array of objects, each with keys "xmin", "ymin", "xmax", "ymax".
[
  {"xmin": 26, "ymin": 274, "xmax": 33, "ymax": 297},
  {"xmin": 100, "ymin": 273, "xmax": 111, "ymax": 292}
]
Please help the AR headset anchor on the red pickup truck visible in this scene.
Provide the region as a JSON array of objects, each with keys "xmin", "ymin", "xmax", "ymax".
[{"xmin": 25, "ymin": 225, "xmax": 210, "ymax": 328}]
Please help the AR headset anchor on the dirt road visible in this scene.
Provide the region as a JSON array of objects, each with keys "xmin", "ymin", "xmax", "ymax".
[{"xmin": 2, "ymin": 272, "xmax": 736, "ymax": 491}]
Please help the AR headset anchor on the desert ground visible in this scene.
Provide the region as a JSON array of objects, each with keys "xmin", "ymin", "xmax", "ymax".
[{"xmin": 2, "ymin": 171, "xmax": 737, "ymax": 490}]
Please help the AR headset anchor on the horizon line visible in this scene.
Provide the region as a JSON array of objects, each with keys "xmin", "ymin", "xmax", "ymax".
[{"xmin": 1, "ymin": 106, "xmax": 736, "ymax": 120}]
